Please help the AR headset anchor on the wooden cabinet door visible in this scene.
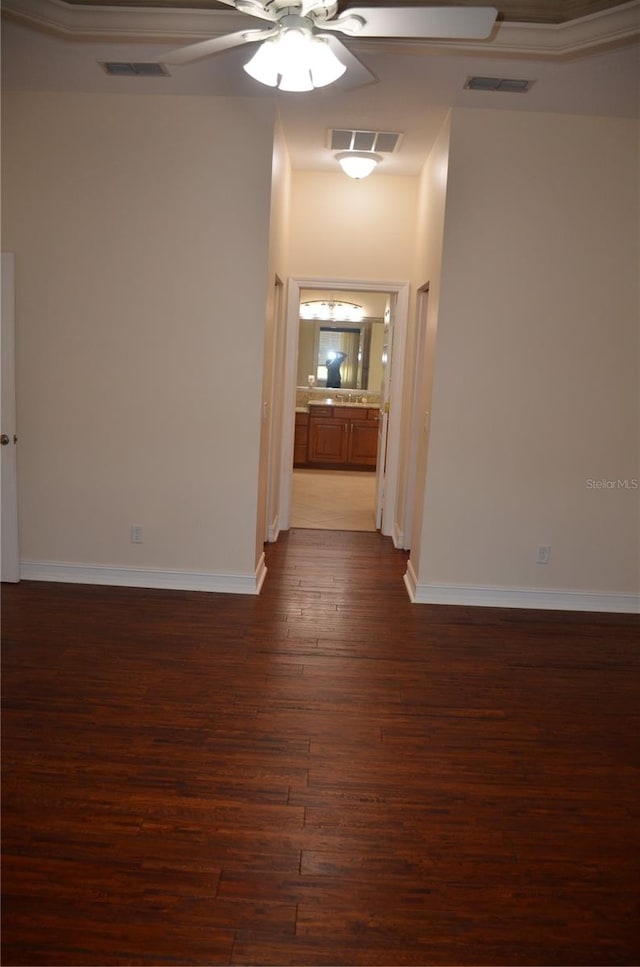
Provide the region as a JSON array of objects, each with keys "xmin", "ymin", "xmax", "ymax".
[
  {"xmin": 293, "ymin": 413, "xmax": 309, "ymax": 467},
  {"xmin": 308, "ymin": 418, "xmax": 348, "ymax": 464},
  {"xmin": 348, "ymin": 420, "xmax": 378, "ymax": 466}
]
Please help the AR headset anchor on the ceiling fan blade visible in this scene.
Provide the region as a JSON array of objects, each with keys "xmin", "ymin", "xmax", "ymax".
[
  {"xmin": 320, "ymin": 34, "xmax": 377, "ymax": 88},
  {"xmin": 326, "ymin": 5, "xmax": 497, "ymax": 40},
  {"xmin": 163, "ymin": 27, "xmax": 277, "ymax": 65}
]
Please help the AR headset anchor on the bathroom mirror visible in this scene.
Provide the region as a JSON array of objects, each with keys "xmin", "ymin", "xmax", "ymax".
[{"xmin": 296, "ymin": 290, "xmax": 388, "ymax": 392}]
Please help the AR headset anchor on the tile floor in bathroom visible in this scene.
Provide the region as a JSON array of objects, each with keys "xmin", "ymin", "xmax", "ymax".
[{"xmin": 290, "ymin": 468, "xmax": 377, "ymax": 531}]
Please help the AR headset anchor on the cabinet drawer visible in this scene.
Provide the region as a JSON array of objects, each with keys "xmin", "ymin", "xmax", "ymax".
[
  {"xmin": 333, "ymin": 406, "xmax": 355, "ymax": 420},
  {"xmin": 309, "ymin": 406, "xmax": 334, "ymax": 418}
]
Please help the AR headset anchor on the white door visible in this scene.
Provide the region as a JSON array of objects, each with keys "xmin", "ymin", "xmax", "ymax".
[
  {"xmin": 375, "ymin": 303, "xmax": 393, "ymax": 530},
  {"xmin": 1, "ymin": 252, "xmax": 19, "ymax": 582}
]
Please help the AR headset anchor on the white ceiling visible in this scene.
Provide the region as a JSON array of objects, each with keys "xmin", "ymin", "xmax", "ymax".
[{"xmin": 2, "ymin": 1, "xmax": 639, "ymax": 176}]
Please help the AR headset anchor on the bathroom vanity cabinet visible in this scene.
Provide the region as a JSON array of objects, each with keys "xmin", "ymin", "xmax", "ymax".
[
  {"xmin": 303, "ymin": 404, "xmax": 379, "ymax": 470},
  {"xmin": 294, "ymin": 411, "xmax": 309, "ymax": 467}
]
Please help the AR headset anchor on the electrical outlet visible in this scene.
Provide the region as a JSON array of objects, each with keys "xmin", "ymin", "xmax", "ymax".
[
  {"xmin": 536, "ymin": 544, "xmax": 551, "ymax": 564},
  {"xmin": 131, "ymin": 525, "xmax": 143, "ymax": 544}
]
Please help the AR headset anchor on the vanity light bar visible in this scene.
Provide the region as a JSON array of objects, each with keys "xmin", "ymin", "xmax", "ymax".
[{"xmin": 300, "ymin": 300, "xmax": 364, "ymax": 323}]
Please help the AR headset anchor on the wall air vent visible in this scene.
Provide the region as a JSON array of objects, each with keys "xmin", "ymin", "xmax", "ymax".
[
  {"xmin": 101, "ymin": 62, "xmax": 170, "ymax": 77},
  {"xmin": 329, "ymin": 129, "xmax": 402, "ymax": 153},
  {"xmin": 464, "ymin": 76, "xmax": 533, "ymax": 93}
]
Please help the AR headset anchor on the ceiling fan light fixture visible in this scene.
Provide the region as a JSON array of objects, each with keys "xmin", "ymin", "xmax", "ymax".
[
  {"xmin": 307, "ymin": 37, "xmax": 347, "ymax": 88},
  {"xmin": 243, "ymin": 37, "xmax": 279, "ymax": 86},
  {"xmin": 244, "ymin": 28, "xmax": 346, "ymax": 91},
  {"xmin": 336, "ymin": 150, "xmax": 382, "ymax": 180},
  {"xmin": 274, "ymin": 28, "xmax": 315, "ymax": 90}
]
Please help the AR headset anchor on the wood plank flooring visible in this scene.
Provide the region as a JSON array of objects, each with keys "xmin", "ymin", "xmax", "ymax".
[{"xmin": 2, "ymin": 529, "xmax": 639, "ymax": 966}]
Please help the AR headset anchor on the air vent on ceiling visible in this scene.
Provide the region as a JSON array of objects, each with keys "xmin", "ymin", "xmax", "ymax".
[
  {"xmin": 101, "ymin": 62, "xmax": 170, "ymax": 77},
  {"xmin": 329, "ymin": 129, "xmax": 402, "ymax": 153},
  {"xmin": 464, "ymin": 76, "xmax": 533, "ymax": 93}
]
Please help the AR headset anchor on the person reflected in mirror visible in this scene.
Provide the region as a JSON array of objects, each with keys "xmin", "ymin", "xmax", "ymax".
[{"xmin": 325, "ymin": 352, "xmax": 347, "ymax": 389}]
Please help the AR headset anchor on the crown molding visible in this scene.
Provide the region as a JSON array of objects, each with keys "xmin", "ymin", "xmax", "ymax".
[
  {"xmin": 356, "ymin": 0, "xmax": 640, "ymax": 58},
  {"xmin": 2, "ymin": 0, "xmax": 639, "ymax": 56},
  {"xmin": 484, "ymin": 0, "xmax": 640, "ymax": 57},
  {"xmin": 1, "ymin": 0, "xmax": 256, "ymax": 42}
]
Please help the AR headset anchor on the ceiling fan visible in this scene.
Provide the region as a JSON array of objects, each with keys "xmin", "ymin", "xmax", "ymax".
[{"xmin": 163, "ymin": 2, "xmax": 498, "ymax": 91}]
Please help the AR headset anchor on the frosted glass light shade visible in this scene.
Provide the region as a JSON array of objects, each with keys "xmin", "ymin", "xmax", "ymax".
[
  {"xmin": 308, "ymin": 38, "xmax": 347, "ymax": 87},
  {"xmin": 336, "ymin": 151, "xmax": 382, "ymax": 179},
  {"xmin": 243, "ymin": 30, "xmax": 346, "ymax": 92},
  {"xmin": 243, "ymin": 38, "xmax": 279, "ymax": 87}
]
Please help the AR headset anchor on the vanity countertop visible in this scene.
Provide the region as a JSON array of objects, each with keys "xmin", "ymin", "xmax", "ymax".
[{"xmin": 307, "ymin": 399, "xmax": 378, "ymax": 409}]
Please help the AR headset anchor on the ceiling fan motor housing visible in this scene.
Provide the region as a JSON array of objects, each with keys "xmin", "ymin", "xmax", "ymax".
[{"xmin": 265, "ymin": 0, "xmax": 340, "ymax": 22}]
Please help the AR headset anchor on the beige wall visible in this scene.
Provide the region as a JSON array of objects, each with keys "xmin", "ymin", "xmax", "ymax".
[
  {"xmin": 289, "ymin": 172, "xmax": 420, "ymax": 280},
  {"xmin": 414, "ymin": 109, "xmax": 639, "ymax": 602},
  {"xmin": 5, "ymin": 90, "xmax": 636, "ymax": 606},
  {"xmin": 2, "ymin": 91, "xmax": 276, "ymax": 583}
]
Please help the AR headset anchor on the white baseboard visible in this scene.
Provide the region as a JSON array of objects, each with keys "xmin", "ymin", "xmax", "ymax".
[
  {"xmin": 392, "ymin": 523, "xmax": 405, "ymax": 549},
  {"xmin": 254, "ymin": 552, "xmax": 267, "ymax": 594},
  {"xmin": 266, "ymin": 515, "xmax": 280, "ymax": 543},
  {"xmin": 404, "ymin": 560, "xmax": 419, "ymax": 600},
  {"xmin": 404, "ymin": 563, "xmax": 639, "ymax": 613},
  {"xmin": 20, "ymin": 558, "xmax": 267, "ymax": 596}
]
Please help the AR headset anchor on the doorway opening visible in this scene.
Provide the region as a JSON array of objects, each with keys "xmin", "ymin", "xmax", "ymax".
[
  {"xmin": 292, "ymin": 285, "xmax": 387, "ymax": 532},
  {"xmin": 277, "ymin": 277, "xmax": 409, "ymax": 543}
]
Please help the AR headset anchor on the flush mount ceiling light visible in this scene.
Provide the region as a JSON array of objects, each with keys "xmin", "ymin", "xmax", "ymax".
[
  {"xmin": 335, "ymin": 151, "xmax": 382, "ymax": 179},
  {"xmin": 244, "ymin": 19, "xmax": 346, "ymax": 91},
  {"xmin": 300, "ymin": 300, "xmax": 364, "ymax": 322}
]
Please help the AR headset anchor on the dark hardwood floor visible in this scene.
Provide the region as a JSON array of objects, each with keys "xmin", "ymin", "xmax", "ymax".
[{"xmin": 2, "ymin": 528, "xmax": 639, "ymax": 966}]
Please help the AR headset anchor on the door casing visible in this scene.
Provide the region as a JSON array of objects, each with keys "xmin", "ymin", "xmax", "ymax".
[{"xmin": 1, "ymin": 252, "xmax": 19, "ymax": 582}]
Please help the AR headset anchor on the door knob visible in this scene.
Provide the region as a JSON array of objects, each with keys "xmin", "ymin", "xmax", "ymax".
[{"xmin": 0, "ymin": 434, "xmax": 10, "ymax": 446}]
